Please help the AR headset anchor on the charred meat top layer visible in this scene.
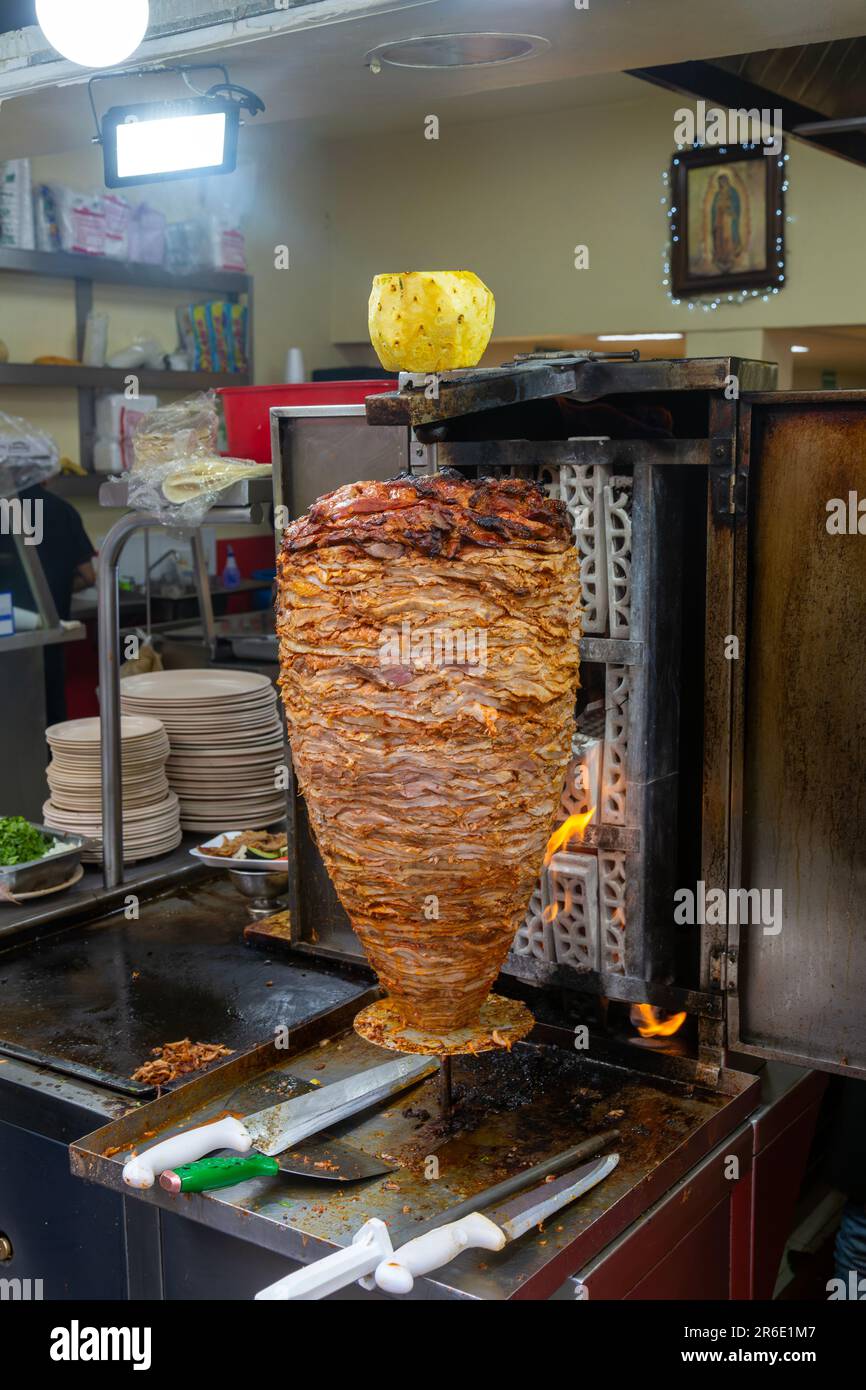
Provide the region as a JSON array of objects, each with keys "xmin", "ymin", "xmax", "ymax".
[{"xmin": 281, "ymin": 470, "xmax": 572, "ymax": 560}]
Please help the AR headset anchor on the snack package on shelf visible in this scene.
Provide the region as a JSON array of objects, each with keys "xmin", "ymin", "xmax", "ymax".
[
  {"xmin": 176, "ymin": 300, "xmax": 248, "ymax": 374},
  {"xmin": 0, "ymin": 160, "xmax": 35, "ymax": 249},
  {"xmin": 127, "ymin": 392, "xmax": 262, "ymax": 525},
  {"xmin": 128, "ymin": 203, "xmax": 166, "ymax": 265},
  {"xmin": 0, "ymin": 410, "xmax": 60, "ymax": 493},
  {"xmin": 27, "ymin": 187, "xmax": 246, "ymax": 275},
  {"xmin": 33, "ymin": 184, "xmax": 61, "ymax": 252},
  {"xmin": 102, "ymin": 193, "xmax": 131, "ymax": 260},
  {"xmin": 190, "ymin": 303, "xmax": 216, "ymax": 372},
  {"xmin": 230, "ymin": 303, "xmax": 249, "ymax": 374},
  {"xmin": 175, "ymin": 305, "xmax": 195, "ymax": 366},
  {"xmin": 208, "ymin": 302, "xmax": 239, "ymax": 373},
  {"xmin": 209, "ymin": 215, "xmax": 246, "ymax": 272},
  {"xmin": 50, "ymin": 186, "xmax": 105, "ymax": 257},
  {"xmin": 93, "ymin": 393, "xmax": 159, "ymax": 473}
]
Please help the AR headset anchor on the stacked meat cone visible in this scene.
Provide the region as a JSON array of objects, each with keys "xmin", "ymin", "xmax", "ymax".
[{"xmin": 276, "ymin": 471, "xmax": 582, "ymax": 1033}]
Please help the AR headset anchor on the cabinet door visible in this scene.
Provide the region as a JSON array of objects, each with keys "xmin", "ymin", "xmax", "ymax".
[{"xmin": 728, "ymin": 392, "xmax": 866, "ymax": 1076}]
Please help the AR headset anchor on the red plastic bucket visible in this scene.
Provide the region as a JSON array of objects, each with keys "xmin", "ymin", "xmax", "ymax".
[{"xmin": 219, "ymin": 380, "xmax": 397, "ymax": 463}]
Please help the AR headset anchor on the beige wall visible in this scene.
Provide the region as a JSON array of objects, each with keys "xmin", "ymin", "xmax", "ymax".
[
  {"xmin": 325, "ymin": 87, "xmax": 866, "ymax": 345},
  {"xmin": 2, "ymin": 83, "xmax": 865, "ymax": 544},
  {"xmin": 3, "ymin": 85, "xmax": 865, "ymax": 385}
]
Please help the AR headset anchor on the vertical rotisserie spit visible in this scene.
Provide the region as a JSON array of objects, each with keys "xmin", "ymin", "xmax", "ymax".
[{"xmin": 276, "ymin": 470, "xmax": 582, "ymax": 1034}]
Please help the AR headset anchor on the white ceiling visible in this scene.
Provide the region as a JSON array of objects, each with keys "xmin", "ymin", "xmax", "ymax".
[{"xmin": 2, "ymin": 0, "xmax": 866, "ymax": 157}]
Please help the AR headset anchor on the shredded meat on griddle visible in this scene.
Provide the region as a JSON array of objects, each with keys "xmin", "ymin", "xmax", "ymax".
[
  {"xmin": 276, "ymin": 470, "xmax": 582, "ymax": 1032},
  {"xmin": 132, "ymin": 1039, "xmax": 233, "ymax": 1085}
]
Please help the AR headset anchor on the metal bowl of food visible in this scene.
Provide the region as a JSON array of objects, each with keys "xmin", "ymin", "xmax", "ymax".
[
  {"xmin": 226, "ymin": 866, "xmax": 289, "ymax": 911},
  {"xmin": 0, "ymin": 818, "xmax": 87, "ymax": 897}
]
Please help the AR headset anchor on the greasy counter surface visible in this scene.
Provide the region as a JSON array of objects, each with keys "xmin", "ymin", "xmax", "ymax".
[{"xmin": 74, "ymin": 1006, "xmax": 758, "ymax": 1300}]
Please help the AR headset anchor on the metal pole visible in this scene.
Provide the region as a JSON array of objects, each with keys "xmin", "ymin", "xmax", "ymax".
[
  {"xmin": 190, "ymin": 532, "xmax": 217, "ymax": 661},
  {"xmin": 98, "ymin": 512, "xmax": 159, "ymax": 889},
  {"xmin": 438, "ymin": 1055, "xmax": 452, "ymax": 1119},
  {"xmin": 98, "ymin": 508, "xmax": 265, "ymax": 890}
]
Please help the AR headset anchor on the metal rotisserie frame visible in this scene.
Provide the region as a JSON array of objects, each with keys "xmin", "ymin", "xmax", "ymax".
[
  {"xmin": 270, "ymin": 359, "xmax": 763, "ymax": 1071},
  {"xmin": 271, "ymin": 360, "xmax": 866, "ymax": 1082}
]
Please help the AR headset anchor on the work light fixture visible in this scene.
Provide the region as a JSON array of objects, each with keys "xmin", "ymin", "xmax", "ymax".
[{"xmin": 89, "ymin": 65, "xmax": 265, "ymax": 188}]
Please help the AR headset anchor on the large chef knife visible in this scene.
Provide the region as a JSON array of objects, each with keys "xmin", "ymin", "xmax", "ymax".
[
  {"xmin": 255, "ymin": 1147, "xmax": 618, "ymax": 1300},
  {"xmin": 121, "ymin": 1054, "xmax": 436, "ymax": 1189},
  {"xmin": 159, "ymin": 1135, "xmax": 396, "ymax": 1192},
  {"xmin": 374, "ymin": 1152, "xmax": 619, "ymax": 1294}
]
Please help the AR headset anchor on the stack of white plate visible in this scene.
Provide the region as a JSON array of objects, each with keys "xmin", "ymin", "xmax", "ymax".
[
  {"xmin": 43, "ymin": 715, "xmax": 181, "ymax": 864},
  {"xmin": 119, "ymin": 670, "xmax": 286, "ymax": 832}
]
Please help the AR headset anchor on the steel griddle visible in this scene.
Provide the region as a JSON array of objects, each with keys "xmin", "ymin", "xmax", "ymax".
[
  {"xmin": 0, "ymin": 878, "xmax": 366, "ymax": 1096},
  {"xmin": 72, "ymin": 991, "xmax": 760, "ymax": 1300}
]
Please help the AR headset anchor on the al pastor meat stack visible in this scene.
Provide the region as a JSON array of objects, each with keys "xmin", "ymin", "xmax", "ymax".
[{"xmin": 276, "ymin": 470, "xmax": 581, "ymax": 1032}]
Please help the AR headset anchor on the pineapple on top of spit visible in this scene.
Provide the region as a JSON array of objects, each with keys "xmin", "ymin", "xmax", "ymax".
[{"xmin": 369, "ymin": 270, "xmax": 495, "ymax": 373}]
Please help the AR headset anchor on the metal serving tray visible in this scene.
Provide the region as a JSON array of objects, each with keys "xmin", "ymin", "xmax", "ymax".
[
  {"xmin": 0, "ymin": 824, "xmax": 86, "ymax": 896},
  {"xmin": 71, "ymin": 991, "xmax": 760, "ymax": 1300}
]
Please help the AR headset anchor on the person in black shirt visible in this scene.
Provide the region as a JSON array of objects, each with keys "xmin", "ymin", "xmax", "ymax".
[{"xmin": 2, "ymin": 482, "xmax": 96, "ymax": 725}]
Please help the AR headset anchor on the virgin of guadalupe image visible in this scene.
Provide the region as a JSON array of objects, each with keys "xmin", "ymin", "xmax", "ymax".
[{"xmin": 710, "ymin": 173, "xmax": 743, "ymax": 272}]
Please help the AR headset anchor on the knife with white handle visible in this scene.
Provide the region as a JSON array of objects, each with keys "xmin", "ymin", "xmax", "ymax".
[
  {"xmin": 122, "ymin": 1116, "xmax": 251, "ymax": 1189},
  {"xmin": 256, "ymin": 1219, "xmax": 395, "ymax": 1301},
  {"xmin": 253, "ymin": 1149, "xmax": 619, "ymax": 1300},
  {"xmin": 247, "ymin": 1134, "xmax": 619, "ymax": 1295},
  {"xmin": 121, "ymin": 1054, "xmax": 436, "ymax": 1189},
  {"xmin": 374, "ymin": 1152, "xmax": 619, "ymax": 1295}
]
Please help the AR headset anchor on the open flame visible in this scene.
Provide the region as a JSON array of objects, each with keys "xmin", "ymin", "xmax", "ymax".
[
  {"xmin": 630, "ymin": 1003, "xmax": 687, "ymax": 1038},
  {"xmin": 543, "ymin": 807, "xmax": 595, "ymax": 867},
  {"xmin": 541, "ymin": 808, "xmax": 595, "ymax": 924}
]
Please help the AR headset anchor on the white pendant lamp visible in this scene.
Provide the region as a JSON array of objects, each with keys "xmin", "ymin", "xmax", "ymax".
[{"xmin": 36, "ymin": 0, "xmax": 150, "ymax": 69}]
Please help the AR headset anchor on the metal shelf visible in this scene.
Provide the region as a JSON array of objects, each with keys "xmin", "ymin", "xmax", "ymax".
[
  {"xmin": 0, "ymin": 246, "xmax": 251, "ymax": 296},
  {"xmin": 0, "ymin": 364, "xmax": 249, "ymax": 391},
  {"xmin": 0, "ymin": 245, "xmax": 254, "ymax": 478},
  {"xmin": 96, "ymin": 474, "xmax": 272, "ymax": 510},
  {"xmin": 0, "ymin": 622, "xmax": 86, "ymax": 654},
  {"xmin": 0, "ymin": 364, "xmax": 248, "ymax": 391}
]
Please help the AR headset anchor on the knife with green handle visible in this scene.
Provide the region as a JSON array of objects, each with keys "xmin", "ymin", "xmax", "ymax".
[
  {"xmin": 161, "ymin": 1135, "xmax": 396, "ymax": 1192},
  {"xmin": 162, "ymin": 1153, "xmax": 279, "ymax": 1193},
  {"xmin": 121, "ymin": 1054, "xmax": 436, "ymax": 1190}
]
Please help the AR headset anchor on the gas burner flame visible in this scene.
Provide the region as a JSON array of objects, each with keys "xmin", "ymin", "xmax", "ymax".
[
  {"xmin": 630, "ymin": 1003, "xmax": 687, "ymax": 1039},
  {"xmin": 543, "ymin": 807, "xmax": 595, "ymax": 867},
  {"xmin": 541, "ymin": 808, "xmax": 595, "ymax": 924}
]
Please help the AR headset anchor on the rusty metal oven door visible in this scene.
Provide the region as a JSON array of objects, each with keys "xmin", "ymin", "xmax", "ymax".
[{"xmin": 725, "ymin": 391, "xmax": 866, "ymax": 1077}]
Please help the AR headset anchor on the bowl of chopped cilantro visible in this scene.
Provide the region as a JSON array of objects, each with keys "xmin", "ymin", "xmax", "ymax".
[{"xmin": 0, "ymin": 818, "xmax": 85, "ymax": 898}]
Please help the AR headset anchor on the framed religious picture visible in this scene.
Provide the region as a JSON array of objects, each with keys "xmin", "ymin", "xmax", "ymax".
[{"xmin": 669, "ymin": 143, "xmax": 785, "ymax": 299}]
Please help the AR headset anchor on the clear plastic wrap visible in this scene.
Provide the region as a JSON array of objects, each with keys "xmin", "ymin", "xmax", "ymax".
[
  {"xmin": 0, "ymin": 410, "xmax": 60, "ymax": 495},
  {"xmin": 127, "ymin": 392, "xmax": 263, "ymax": 526}
]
